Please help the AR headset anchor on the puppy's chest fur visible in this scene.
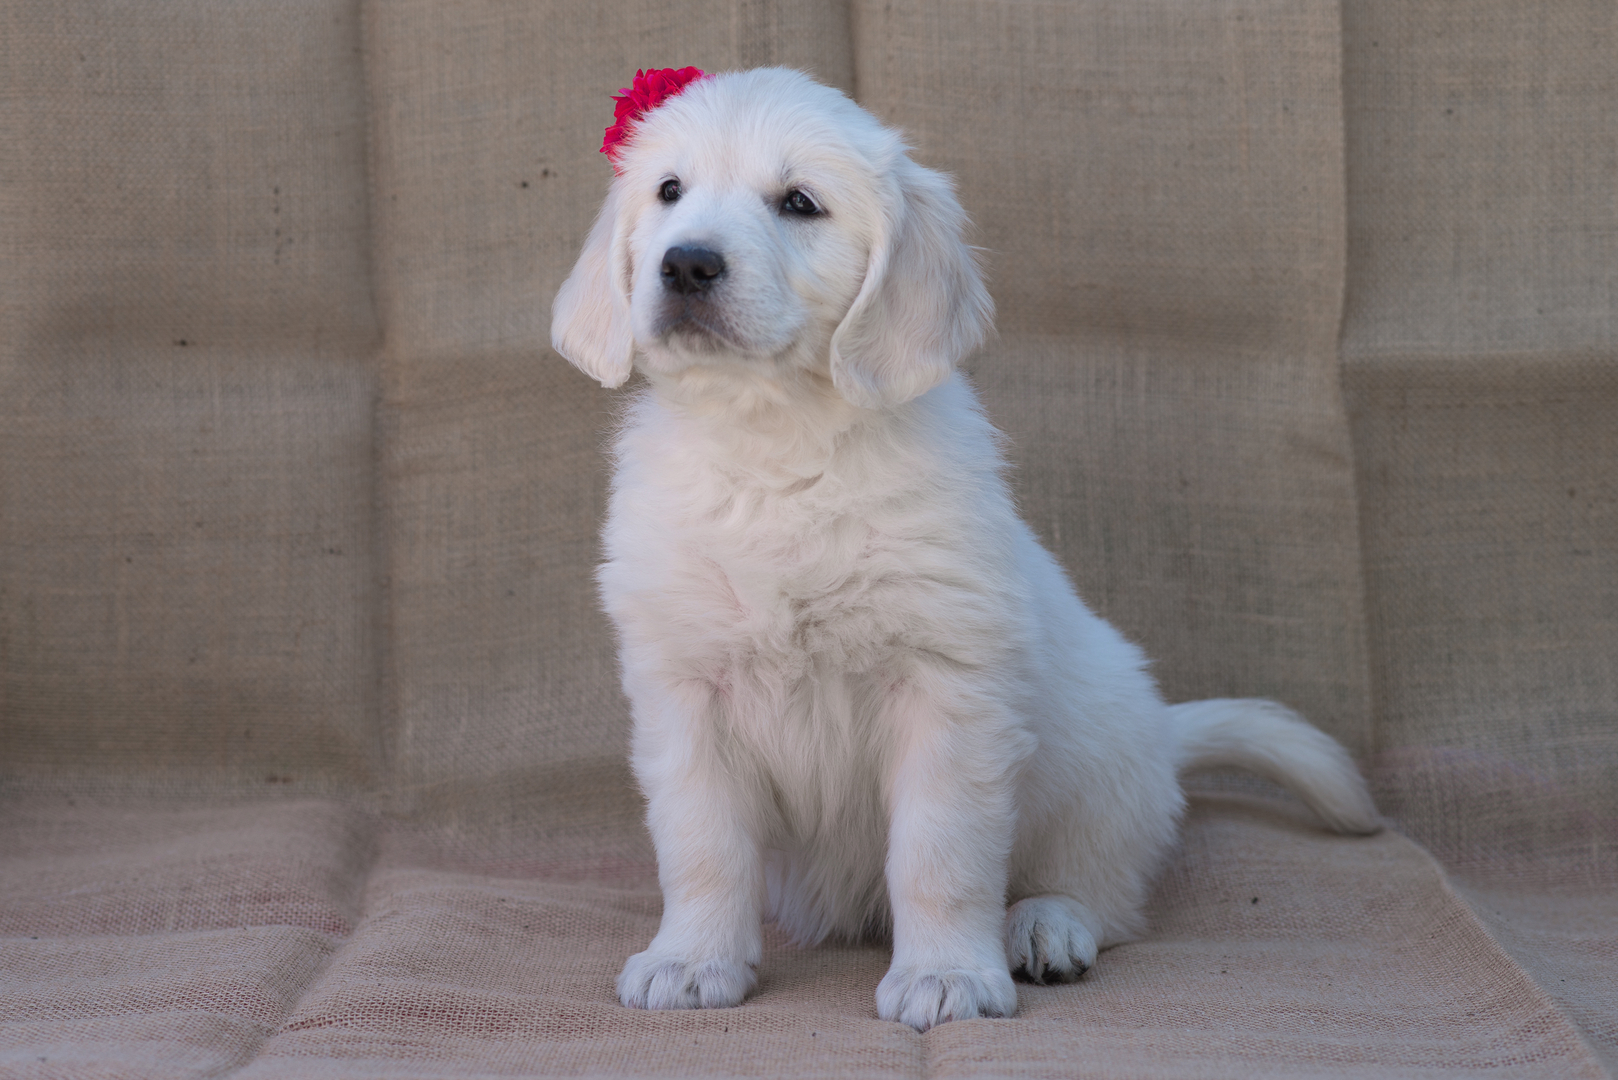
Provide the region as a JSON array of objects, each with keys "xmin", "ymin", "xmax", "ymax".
[
  {"xmin": 601, "ymin": 384, "xmax": 1020, "ymax": 872},
  {"xmin": 645, "ymin": 486, "xmax": 921, "ymax": 686},
  {"xmin": 605, "ymin": 384, "xmax": 1011, "ymax": 675}
]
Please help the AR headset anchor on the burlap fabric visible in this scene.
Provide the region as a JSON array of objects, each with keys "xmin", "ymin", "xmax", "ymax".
[{"xmin": 2, "ymin": 1, "xmax": 1612, "ymax": 1077}]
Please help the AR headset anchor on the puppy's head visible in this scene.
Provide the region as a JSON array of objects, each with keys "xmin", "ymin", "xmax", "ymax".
[{"xmin": 550, "ymin": 68, "xmax": 993, "ymax": 409}]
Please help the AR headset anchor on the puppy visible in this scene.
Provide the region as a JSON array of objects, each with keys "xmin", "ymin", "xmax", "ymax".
[{"xmin": 551, "ymin": 67, "xmax": 1379, "ymax": 1031}]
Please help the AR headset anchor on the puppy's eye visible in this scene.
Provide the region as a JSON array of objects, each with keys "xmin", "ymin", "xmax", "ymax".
[
  {"xmin": 658, "ymin": 179, "xmax": 682, "ymax": 203},
  {"xmin": 781, "ymin": 188, "xmax": 821, "ymax": 217}
]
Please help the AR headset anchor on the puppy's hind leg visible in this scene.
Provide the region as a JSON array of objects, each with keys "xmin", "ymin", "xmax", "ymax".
[
  {"xmin": 1002, "ymin": 719, "xmax": 1184, "ymax": 984},
  {"xmin": 1003, "ymin": 895, "xmax": 1100, "ymax": 984}
]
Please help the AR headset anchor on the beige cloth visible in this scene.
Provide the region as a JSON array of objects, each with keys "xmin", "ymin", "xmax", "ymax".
[{"xmin": 2, "ymin": 1, "xmax": 1613, "ymax": 1077}]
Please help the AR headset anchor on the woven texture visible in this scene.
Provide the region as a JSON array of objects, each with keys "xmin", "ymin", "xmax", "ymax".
[{"xmin": 2, "ymin": 1, "xmax": 1614, "ymax": 1077}]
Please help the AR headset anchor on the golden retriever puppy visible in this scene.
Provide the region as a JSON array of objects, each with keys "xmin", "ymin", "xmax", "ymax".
[{"xmin": 551, "ymin": 67, "xmax": 1378, "ymax": 1031}]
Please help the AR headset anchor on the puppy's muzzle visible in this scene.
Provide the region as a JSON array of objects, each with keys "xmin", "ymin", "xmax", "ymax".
[{"xmin": 661, "ymin": 246, "xmax": 726, "ymax": 295}]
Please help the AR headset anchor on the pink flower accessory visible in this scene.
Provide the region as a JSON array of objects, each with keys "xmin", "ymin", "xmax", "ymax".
[{"xmin": 600, "ymin": 67, "xmax": 708, "ymax": 170}]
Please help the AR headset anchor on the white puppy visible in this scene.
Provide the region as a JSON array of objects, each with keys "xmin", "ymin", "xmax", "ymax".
[{"xmin": 551, "ymin": 67, "xmax": 1379, "ymax": 1031}]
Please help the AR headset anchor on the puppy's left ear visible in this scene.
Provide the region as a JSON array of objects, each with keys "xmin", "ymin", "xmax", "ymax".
[
  {"xmin": 829, "ymin": 159, "xmax": 994, "ymax": 409},
  {"xmin": 551, "ymin": 187, "xmax": 636, "ymax": 387}
]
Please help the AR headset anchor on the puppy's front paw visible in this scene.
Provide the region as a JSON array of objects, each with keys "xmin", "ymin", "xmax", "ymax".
[
  {"xmin": 617, "ymin": 951, "xmax": 756, "ymax": 1010},
  {"xmin": 1004, "ymin": 895, "xmax": 1100, "ymax": 984},
  {"xmin": 875, "ymin": 965, "xmax": 1017, "ymax": 1031}
]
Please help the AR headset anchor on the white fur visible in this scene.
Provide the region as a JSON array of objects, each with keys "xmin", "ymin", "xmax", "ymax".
[{"xmin": 551, "ymin": 68, "xmax": 1379, "ymax": 1032}]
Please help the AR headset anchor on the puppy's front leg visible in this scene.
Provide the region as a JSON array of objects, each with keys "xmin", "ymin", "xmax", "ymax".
[
  {"xmin": 876, "ymin": 676, "xmax": 1027, "ymax": 1030},
  {"xmin": 618, "ymin": 686, "xmax": 764, "ymax": 1011}
]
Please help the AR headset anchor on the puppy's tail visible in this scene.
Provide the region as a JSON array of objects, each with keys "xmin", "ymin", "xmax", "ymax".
[{"xmin": 1171, "ymin": 698, "xmax": 1381, "ymax": 835}]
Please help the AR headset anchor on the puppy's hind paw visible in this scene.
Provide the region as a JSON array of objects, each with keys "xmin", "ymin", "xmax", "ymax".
[
  {"xmin": 1005, "ymin": 896, "xmax": 1100, "ymax": 985},
  {"xmin": 617, "ymin": 951, "xmax": 756, "ymax": 1010},
  {"xmin": 876, "ymin": 965, "xmax": 1017, "ymax": 1031}
]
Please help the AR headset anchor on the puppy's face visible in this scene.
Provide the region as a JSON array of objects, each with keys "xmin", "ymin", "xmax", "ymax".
[
  {"xmin": 617, "ymin": 85, "xmax": 872, "ymax": 379},
  {"xmin": 552, "ymin": 68, "xmax": 993, "ymax": 410}
]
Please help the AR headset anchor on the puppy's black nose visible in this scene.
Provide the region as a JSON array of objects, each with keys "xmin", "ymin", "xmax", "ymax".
[{"xmin": 661, "ymin": 246, "xmax": 726, "ymax": 294}]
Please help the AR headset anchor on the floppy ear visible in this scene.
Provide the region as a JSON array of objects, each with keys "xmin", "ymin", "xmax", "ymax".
[
  {"xmin": 551, "ymin": 187, "xmax": 636, "ymax": 387},
  {"xmin": 828, "ymin": 159, "xmax": 994, "ymax": 409}
]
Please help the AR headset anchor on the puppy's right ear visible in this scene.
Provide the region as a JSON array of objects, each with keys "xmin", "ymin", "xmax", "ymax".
[
  {"xmin": 828, "ymin": 158, "xmax": 993, "ymax": 410},
  {"xmin": 551, "ymin": 188, "xmax": 635, "ymax": 387}
]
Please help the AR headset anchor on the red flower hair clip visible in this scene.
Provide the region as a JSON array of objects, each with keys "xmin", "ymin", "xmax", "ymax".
[{"xmin": 600, "ymin": 67, "xmax": 708, "ymax": 170}]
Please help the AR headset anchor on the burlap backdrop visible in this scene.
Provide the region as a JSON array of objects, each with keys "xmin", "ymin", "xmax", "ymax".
[{"xmin": 2, "ymin": 1, "xmax": 1613, "ymax": 1077}]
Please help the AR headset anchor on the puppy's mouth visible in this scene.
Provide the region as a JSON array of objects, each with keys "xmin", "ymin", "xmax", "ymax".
[{"xmin": 654, "ymin": 301, "xmax": 742, "ymax": 353}]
